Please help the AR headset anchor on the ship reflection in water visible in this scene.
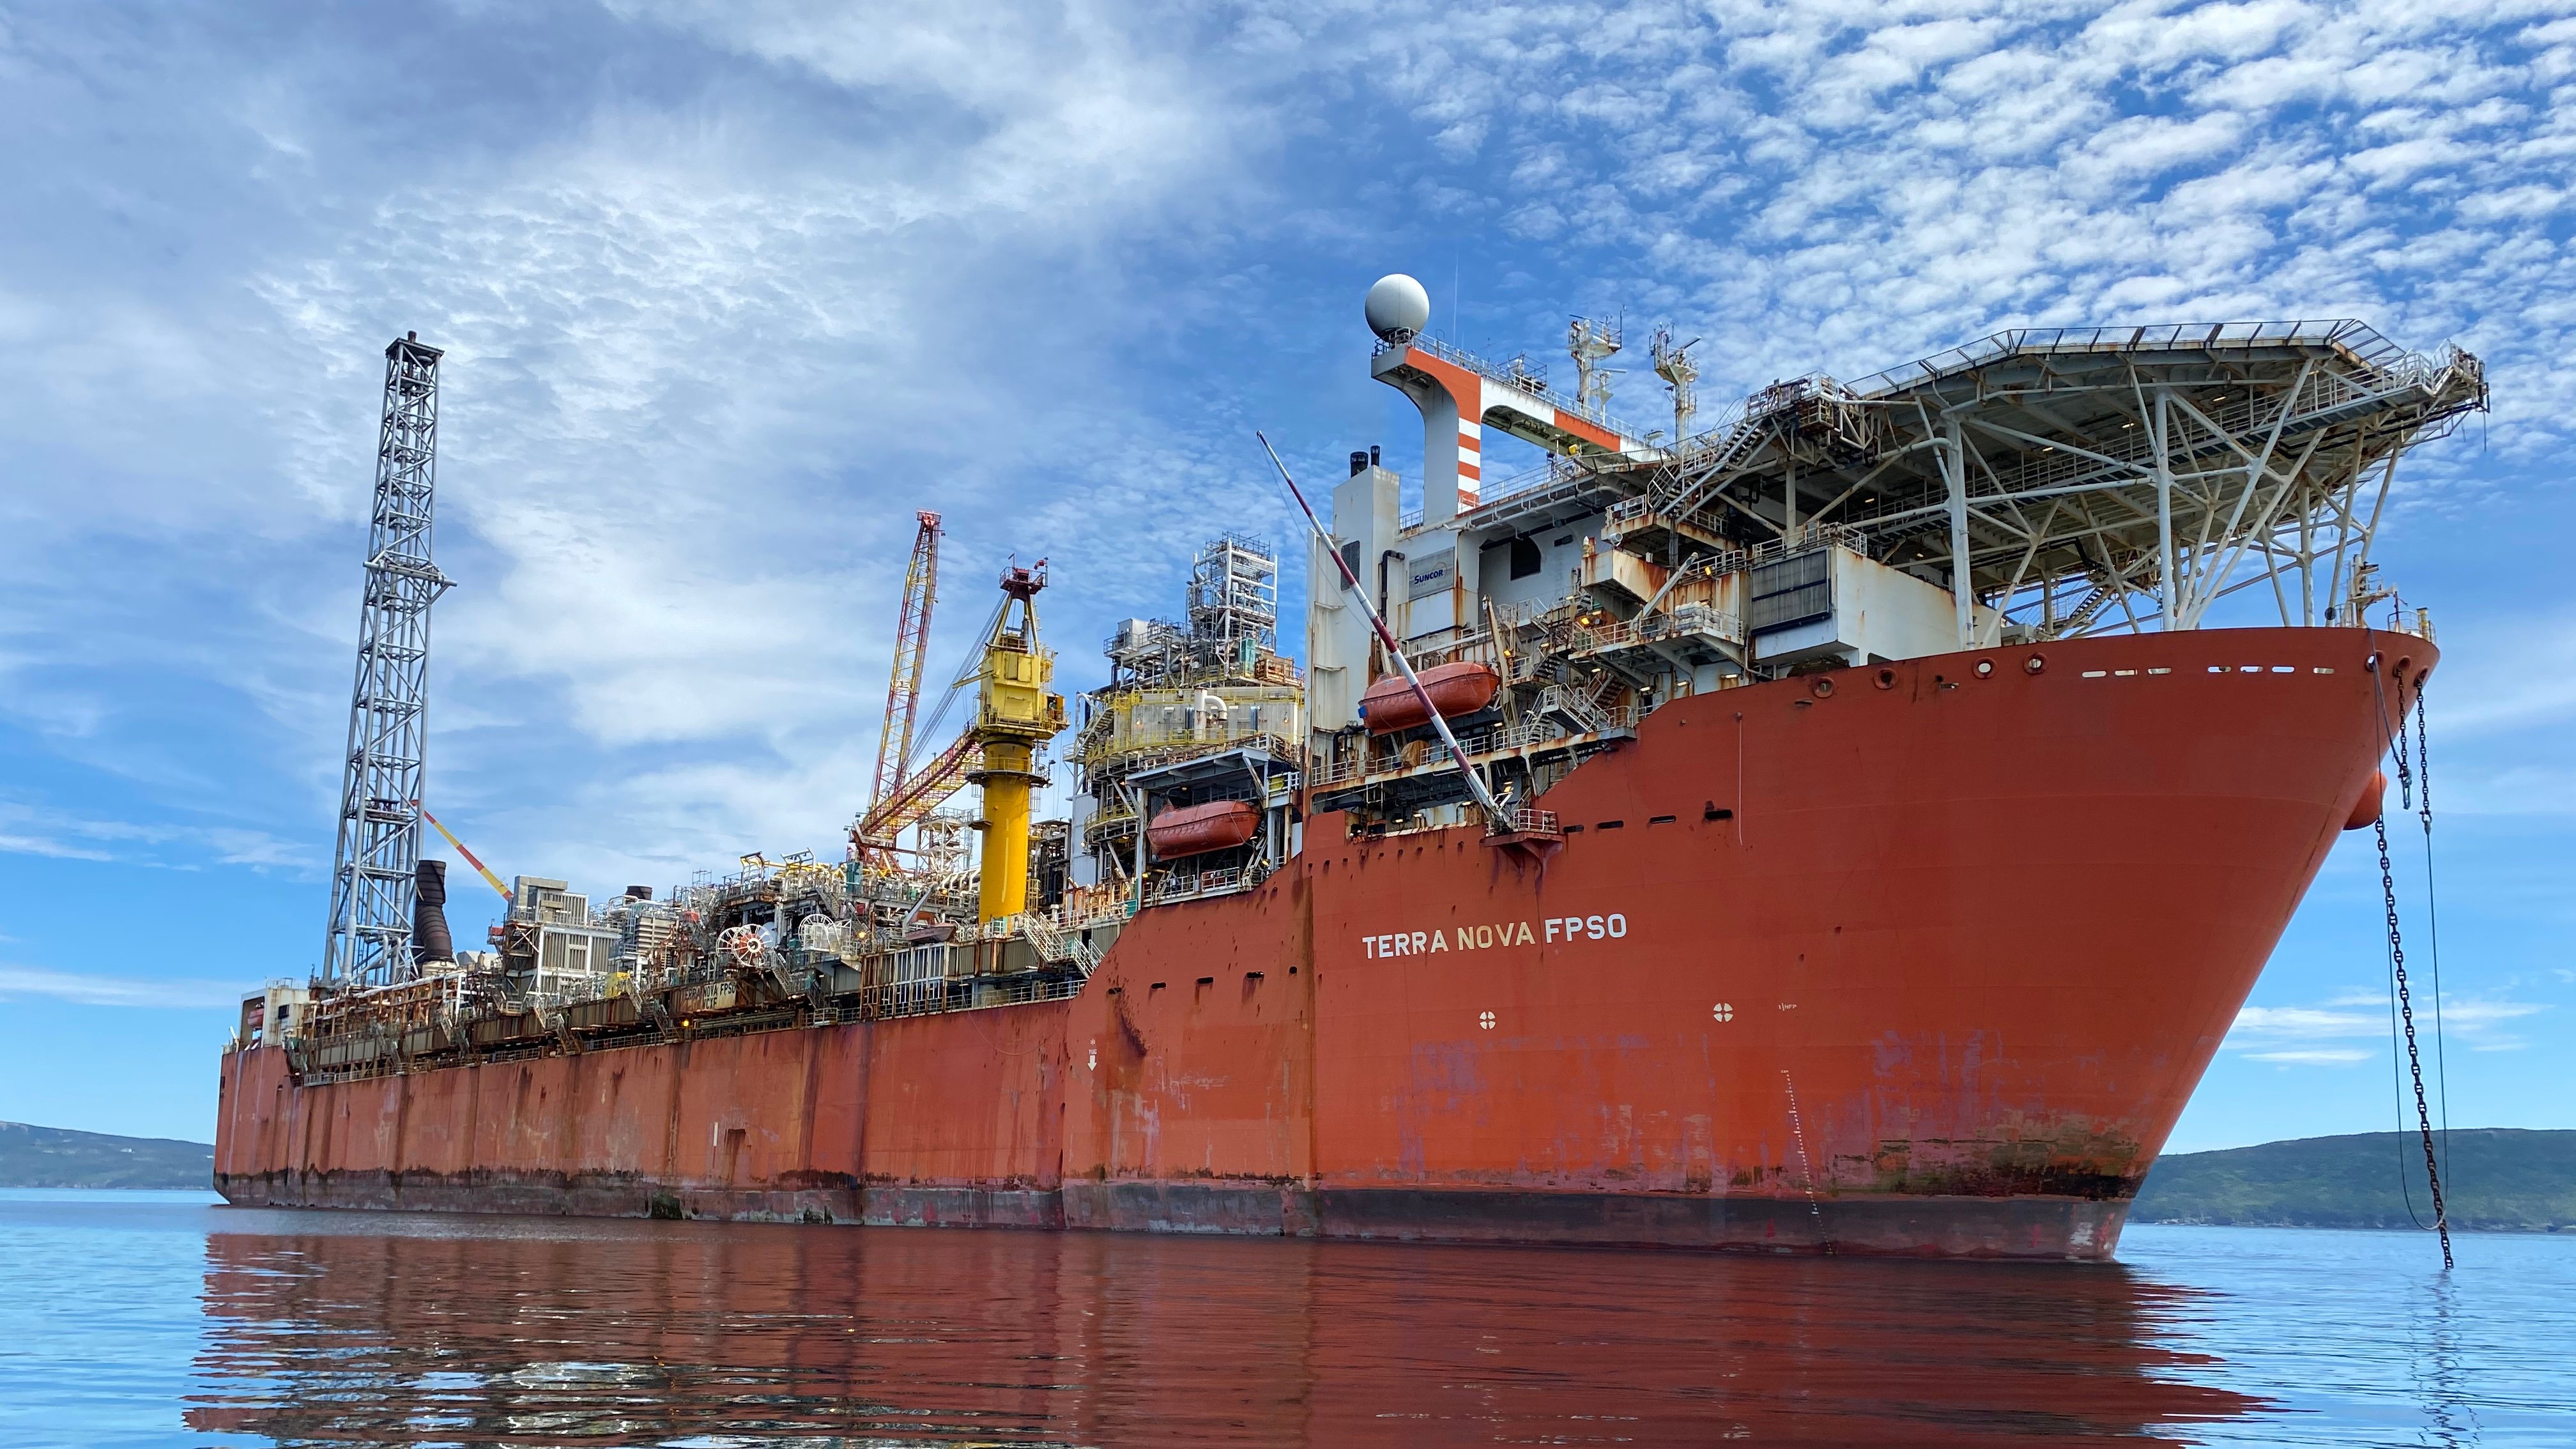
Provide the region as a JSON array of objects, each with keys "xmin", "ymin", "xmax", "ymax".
[{"xmin": 188, "ymin": 1212, "xmax": 2257, "ymax": 1445}]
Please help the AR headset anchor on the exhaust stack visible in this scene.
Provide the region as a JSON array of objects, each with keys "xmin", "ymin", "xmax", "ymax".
[{"xmin": 412, "ymin": 859, "xmax": 456, "ymax": 966}]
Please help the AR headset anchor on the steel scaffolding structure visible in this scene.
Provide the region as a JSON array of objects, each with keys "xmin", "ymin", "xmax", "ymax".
[
  {"xmin": 322, "ymin": 334, "xmax": 452, "ymax": 986},
  {"xmin": 1607, "ymin": 321, "xmax": 2487, "ymax": 643},
  {"xmin": 1184, "ymin": 534, "xmax": 1279, "ymax": 656}
]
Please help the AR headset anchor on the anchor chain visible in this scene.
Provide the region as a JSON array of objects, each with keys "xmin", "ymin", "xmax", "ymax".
[
  {"xmin": 2412, "ymin": 682, "xmax": 2453, "ymax": 1191},
  {"xmin": 2373, "ymin": 648, "xmax": 2453, "ymax": 1271}
]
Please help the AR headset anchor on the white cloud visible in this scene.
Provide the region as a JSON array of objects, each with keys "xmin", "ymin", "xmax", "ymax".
[
  {"xmin": 2419, "ymin": 611, "xmax": 2576, "ymax": 739},
  {"xmin": 2419, "ymin": 997, "xmax": 2551, "ymax": 1050},
  {"xmin": 0, "ymin": 0, "xmax": 1324, "ymax": 894},
  {"xmin": 2246, "ymin": 1048, "xmax": 2373, "ymax": 1064},
  {"xmin": 0, "ymin": 801, "xmax": 314, "ymax": 873},
  {"xmin": 2226, "ymin": 988, "xmax": 2552, "ymax": 1061},
  {"xmin": 0, "ymin": 832, "xmax": 112, "ymax": 862},
  {"xmin": 2233, "ymin": 1003, "xmax": 2384, "ymax": 1038},
  {"xmin": 8, "ymin": 0, "xmax": 2576, "ymax": 914},
  {"xmin": 1294, "ymin": 0, "xmax": 2576, "ymax": 475},
  {"xmin": 0, "ymin": 966, "xmax": 244, "ymax": 1011}
]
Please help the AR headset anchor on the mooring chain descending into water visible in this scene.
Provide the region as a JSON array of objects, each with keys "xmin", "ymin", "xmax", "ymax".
[
  {"xmin": 2372, "ymin": 648, "xmax": 2453, "ymax": 1271},
  {"xmin": 2398, "ymin": 617, "xmax": 2458, "ymax": 1258},
  {"xmin": 2383, "ymin": 673, "xmax": 2426, "ymax": 1232},
  {"xmin": 2412, "ymin": 682, "xmax": 2455, "ymax": 1198}
]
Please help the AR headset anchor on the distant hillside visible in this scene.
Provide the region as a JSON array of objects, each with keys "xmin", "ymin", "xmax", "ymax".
[
  {"xmin": 0, "ymin": 1121, "xmax": 213, "ymax": 1189},
  {"xmin": 2134, "ymin": 1129, "xmax": 2576, "ymax": 1232}
]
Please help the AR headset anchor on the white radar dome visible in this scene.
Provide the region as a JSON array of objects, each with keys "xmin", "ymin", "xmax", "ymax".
[{"xmin": 1365, "ymin": 274, "xmax": 1431, "ymax": 342}]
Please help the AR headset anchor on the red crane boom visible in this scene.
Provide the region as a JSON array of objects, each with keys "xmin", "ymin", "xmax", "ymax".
[
  {"xmin": 871, "ymin": 511, "xmax": 942, "ymax": 813},
  {"xmin": 850, "ymin": 731, "xmax": 979, "ymax": 864}
]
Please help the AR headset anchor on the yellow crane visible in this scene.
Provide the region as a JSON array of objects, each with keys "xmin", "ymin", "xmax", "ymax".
[
  {"xmin": 965, "ymin": 561, "xmax": 1063, "ymax": 921},
  {"xmin": 848, "ymin": 560, "xmax": 1064, "ymax": 924}
]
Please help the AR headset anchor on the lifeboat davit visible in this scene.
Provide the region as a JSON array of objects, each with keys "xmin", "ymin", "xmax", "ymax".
[
  {"xmin": 1359, "ymin": 661, "xmax": 1501, "ymax": 735},
  {"xmin": 2343, "ymin": 768, "xmax": 2388, "ymax": 831},
  {"xmin": 1147, "ymin": 799, "xmax": 1261, "ymax": 860}
]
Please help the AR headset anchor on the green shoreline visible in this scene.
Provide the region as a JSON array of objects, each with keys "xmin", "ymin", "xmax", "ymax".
[
  {"xmin": 1, "ymin": 1121, "xmax": 215, "ymax": 1190},
  {"xmin": 2132, "ymin": 1129, "xmax": 2573, "ymax": 1233},
  {"xmin": 9, "ymin": 1121, "xmax": 2571, "ymax": 1229}
]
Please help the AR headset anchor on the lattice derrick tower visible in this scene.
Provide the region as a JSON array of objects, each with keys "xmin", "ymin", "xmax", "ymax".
[
  {"xmin": 323, "ymin": 334, "xmax": 453, "ymax": 987},
  {"xmin": 1633, "ymin": 323, "xmax": 2487, "ymax": 643},
  {"xmin": 871, "ymin": 510, "xmax": 942, "ymax": 814},
  {"xmin": 1184, "ymin": 534, "xmax": 1279, "ymax": 659}
]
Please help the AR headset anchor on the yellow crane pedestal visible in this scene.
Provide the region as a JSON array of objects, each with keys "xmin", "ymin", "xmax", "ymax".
[
  {"xmin": 967, "ymin": 563, "xmax": 1064, "ymax": 924},
  {"xmin": 969, "ymin": 740, "xmax": 1042, "ymax": 921}
]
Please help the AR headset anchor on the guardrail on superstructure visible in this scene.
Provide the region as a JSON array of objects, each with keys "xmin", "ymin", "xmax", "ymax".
[
  {"xmin": 1485, "ymin": 807, "xmax": 1561, "ymax": 840},
  {"xmin": 1569, "ymin": 602, "xmax": 1749, "ymax": 654},
  {"xmin": 1383, "ymin": 334, "xmax": 1652, "ymax": 444},
  {"xmin": 1144, "ymin": 861, "xmax": 1274, "ymax": 907},
  {"xmin": 1307, "ymin": 702, "xmax": 1643, "ymax": 791},
  {"xmin": 1406, "ymin": 447, "xmax": 1654, "ymax": 531},
  {"xmin": 1839, "ymin": 319, "xmax": 2463, "ymax": 401}
]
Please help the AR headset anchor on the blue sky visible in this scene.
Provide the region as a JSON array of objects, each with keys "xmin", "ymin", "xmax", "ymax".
[{"xmin": 0, "ymin": 1, "xmax": 2568, "ymax": 1151}]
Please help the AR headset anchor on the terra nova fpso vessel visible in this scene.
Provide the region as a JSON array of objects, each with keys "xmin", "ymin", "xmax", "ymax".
[{"xmin": 215, "ymin": 293, "xmax": 2487, "ymax": 1259}]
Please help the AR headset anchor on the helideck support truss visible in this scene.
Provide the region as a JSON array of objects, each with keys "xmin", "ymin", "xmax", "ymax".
[{"xmin": 1455, "ymin": 321, "xmax": 2483, "ymax": 645}]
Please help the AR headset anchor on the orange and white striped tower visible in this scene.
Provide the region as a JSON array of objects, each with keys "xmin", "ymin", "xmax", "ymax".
[{"xmin": 1362, "ymin": 275, "xmax": 1650, "ymax": 526}]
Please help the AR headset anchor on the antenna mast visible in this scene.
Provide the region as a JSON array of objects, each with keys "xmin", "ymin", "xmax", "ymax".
[
  {"xmin": 322, "ymin": 334, "xmax": 452, "ymax": 987},
  {"xmin": 1568, "ymin": 316, "xmax": 1623, "ymax": 415},
  {"xmin": 1650, "ymin": 326, "xmax": 1699, "ymax": 440}
]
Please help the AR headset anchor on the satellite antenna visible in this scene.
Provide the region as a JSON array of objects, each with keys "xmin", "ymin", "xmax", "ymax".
[{"xmin": 1365, "ymin": 275, "xmax": 1430, "ymax": 343}]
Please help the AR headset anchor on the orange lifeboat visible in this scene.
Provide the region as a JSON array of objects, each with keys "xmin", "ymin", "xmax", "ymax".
[
  {"xmin": 2343, "ymin": 768, "xmax": 2388, "ymax": 831},
  {"xmin": 1359, "ymin": 661, "xmax": 1501, "ymax": 735},
  {"xmin": 1147, "ymin": 799, "xmax": 1261, "ymax": 860}
]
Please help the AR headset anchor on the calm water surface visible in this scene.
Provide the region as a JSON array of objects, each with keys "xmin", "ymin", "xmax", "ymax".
[{"xmin": 0, "ymin": 1190, "xmax": 2567, "ymax": 1446}]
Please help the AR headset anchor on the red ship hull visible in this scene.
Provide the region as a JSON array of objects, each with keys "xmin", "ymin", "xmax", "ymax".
[{"xmin": 215, "ymin": 627, "xmax": 2426, "ymax": 1259}]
